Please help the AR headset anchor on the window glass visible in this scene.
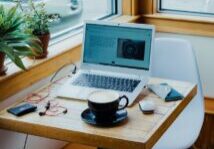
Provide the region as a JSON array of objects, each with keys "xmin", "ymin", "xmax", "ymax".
[
  {"xmin": 159, "ymin": 0, "xmax": 214, "ymax": 16},
  {"xmin": 1, "ymin": 0, "xmax": 118, "ymax": 38},
  {"xmin": 1, "ymin": 0, "xmax": 118, "ymax": 63}
]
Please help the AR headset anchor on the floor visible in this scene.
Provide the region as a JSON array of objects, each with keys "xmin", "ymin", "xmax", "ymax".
[{"xmin": 195, "ymin": 113, "xmax": 214, "ymax": 149}]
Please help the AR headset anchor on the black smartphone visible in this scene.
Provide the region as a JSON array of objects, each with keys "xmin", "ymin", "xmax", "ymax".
[{"xmin": 7, "ymin": 103, "xmax": 37, "ymax": 116}]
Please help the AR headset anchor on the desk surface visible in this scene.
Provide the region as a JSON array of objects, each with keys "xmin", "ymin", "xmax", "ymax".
[{"xmin": 0, "ymin": 76, "xmax": 196, "ymax": 149}]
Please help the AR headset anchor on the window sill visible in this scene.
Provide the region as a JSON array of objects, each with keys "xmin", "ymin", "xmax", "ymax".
[
  {"xmin": 141, "ymin": 13, "xmax": 214, "ymax": 37},
  {"xmin": 0, "ymin": 15, "xmax": 140, "ymax": 102}
]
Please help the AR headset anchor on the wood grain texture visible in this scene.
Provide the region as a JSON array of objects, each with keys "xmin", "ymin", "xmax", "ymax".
[
  {"xmin": 142, "ymin": 14, "xmax": 214, "ymax": 37},
  {"xmin": 111, "ymin": 15, "xmax": 140, "ymax": 23},
  {"xmin": 195, "ymin": 113, "xmax": 214, "ymax": 149},
  {"xmin": 65, "ymin": 97, "xmax": 213, "ymax": 149},
  {"xmin": 204, "ymin": 97, "xmax": 214, "ymax": 115},
  {"xmin": 122, "ymin": 0, "xmax": 132, "ymax": 15},
  {"xmin": 138, "ymin": 0, "xmax": 214, "ymax": 37},
  {"xmin": 139, "ymin": 0, "xmax": 155, "ymax": 14},
  {"xmin": 122, "ymin": 0, "xmax": 141, "ymax": 16},
  {"xmin": 0, "ymin": 77, "xmax": 196, "ymax": 149},
  {"xmin": 131, "ymin": 0, "xmax": 140, "ymax": 15},
  {"xmin": 194, "ymin": 97, "xmax": 214, "ymax": 149}
]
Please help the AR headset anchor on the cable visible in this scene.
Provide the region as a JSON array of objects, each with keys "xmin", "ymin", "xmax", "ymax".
[
  {"xmin": 25, "ymin": 62, "xmax": 77, "ymax": 104},
  {"xmin": 24, "ymin": 62, "xmax": 77, "ymax": 117},
  {"xmin": 23, "ymin": 134, "xmax": 28, "ymax": 149},
  {"xmin": 39, "ymin": 100, "xmax": 68, "ymax": 116},
  {"xmin": 50, "ymin": 62, "xmax": 77, "ymax": 83},
  {"xmin": 21, "ymin": 63, "xmax": 77, "ymax": 148}
]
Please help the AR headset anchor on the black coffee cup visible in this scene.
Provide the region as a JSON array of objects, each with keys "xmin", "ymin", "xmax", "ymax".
[{"xmin": 88, "ymin": 91, "xmax": 129, "ymax": 120}]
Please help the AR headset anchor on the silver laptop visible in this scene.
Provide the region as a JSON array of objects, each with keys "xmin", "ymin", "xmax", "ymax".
[{"xmin": 57, "ymin": 21, "xmax": 155, "ymax": 106}]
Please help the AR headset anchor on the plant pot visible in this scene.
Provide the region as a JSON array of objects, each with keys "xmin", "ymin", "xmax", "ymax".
[
  {"xmin": 33, "ymin": 32, "xmax": 50, "ymax": 59},
  {"xmin": 0, "ymin": 52, "xmax": 6, "ymax": 76}
]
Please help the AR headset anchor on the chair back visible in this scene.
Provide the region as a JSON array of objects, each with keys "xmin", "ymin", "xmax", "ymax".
[{"xmin": 151, "ymin": 38, "xmax": 204, "ymax": 149}]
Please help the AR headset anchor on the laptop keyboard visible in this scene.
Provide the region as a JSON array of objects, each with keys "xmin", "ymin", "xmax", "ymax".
[{"xmin": 72, "ymin": 73, "xmax": 141, "ymax": 92}]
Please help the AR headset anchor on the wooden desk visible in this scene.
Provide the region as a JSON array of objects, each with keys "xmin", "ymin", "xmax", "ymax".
[{"xmin": 0, "ymin": 76, "xmax": 196, "ymax": 149}]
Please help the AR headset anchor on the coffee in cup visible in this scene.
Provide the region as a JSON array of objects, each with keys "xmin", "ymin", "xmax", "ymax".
[{"xmin": 88, "ymin": 90, "xmax": 129, "ymax": 120}]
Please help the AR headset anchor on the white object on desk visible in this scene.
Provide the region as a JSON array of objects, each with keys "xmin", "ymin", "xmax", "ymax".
[
  {"xmin": 139, "ymin": 100, "xmax": 156, "ymax": 114},
  {"xmin": 147, "ymin": 84, "xmax": 171, "ymax": 99}
]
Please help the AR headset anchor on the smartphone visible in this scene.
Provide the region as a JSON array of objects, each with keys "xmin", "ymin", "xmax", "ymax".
[{"xmin": 161, "ymin": 83, "xmax": 184, "ymax": 102}]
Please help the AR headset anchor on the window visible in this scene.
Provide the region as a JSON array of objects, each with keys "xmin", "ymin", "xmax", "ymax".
[
  {"xmin": 158, "ymin": 0, "xmax": 214, "ymax": 16},
  {"xmin": 1, "ymin": 0, "xmax": 119, "ymax": 41},
  {"xmin": 48, "ymin": 0, "xmax": 119, "ymax": 39},
  {"xmin": 1, "ymin": 0, "xmax": 119, "ymax": 64}
]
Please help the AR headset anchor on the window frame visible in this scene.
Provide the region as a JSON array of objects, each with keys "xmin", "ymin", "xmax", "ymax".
[
  {"xmin": 50, "ymin": 0, "xmax": 122, "ymax": 45},
  {"xmin": 157, "ymin": 0, "xmax": 214, "ymax": 18},
  {"xmin": 140, "ymin": 0, "xmax": 214, "ymax": 37}
]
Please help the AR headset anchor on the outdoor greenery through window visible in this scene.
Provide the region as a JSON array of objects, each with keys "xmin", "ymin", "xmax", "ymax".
[
  {"xmin": 1, "ymin": 0, "xmax": 119, "ymax": 40},
  {"xmin": 158, "ymin": 0, "xmax": 214, "ymax": 17}
]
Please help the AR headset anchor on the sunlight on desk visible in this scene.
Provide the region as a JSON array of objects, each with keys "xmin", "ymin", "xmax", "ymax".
[{"xmin": 0, "ymin": 76, "xmax": 196, "ymax": 149}]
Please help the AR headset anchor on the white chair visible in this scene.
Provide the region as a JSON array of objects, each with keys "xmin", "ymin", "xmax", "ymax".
[{"xmin": 151, "ymin": 38, "xmax": 204, "ymax": 149}]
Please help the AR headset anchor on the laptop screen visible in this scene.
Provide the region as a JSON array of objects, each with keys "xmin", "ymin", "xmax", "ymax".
[{"xmin": 83, "ymin": 23, "xmax": 153, "ymax": 70}]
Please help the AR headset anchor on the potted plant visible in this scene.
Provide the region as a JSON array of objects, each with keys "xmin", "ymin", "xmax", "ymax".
[
  {"xmin": 17, "ymin": 0, "xmax": 50, "ymax": 59},
  {"xmin": 0, "ymin": 5, "xmax": 42, "ymax": 76}
]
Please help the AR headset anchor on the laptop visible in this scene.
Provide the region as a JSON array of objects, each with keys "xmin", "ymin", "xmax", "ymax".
[{"xmin": 57, "ymin": 21, "xmax": 155, "ymax": 106}]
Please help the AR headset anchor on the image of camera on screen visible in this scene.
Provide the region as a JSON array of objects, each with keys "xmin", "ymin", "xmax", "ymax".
[{"xmin": 117, "ymin": 39, "xmax": 145, "ymax": 60}]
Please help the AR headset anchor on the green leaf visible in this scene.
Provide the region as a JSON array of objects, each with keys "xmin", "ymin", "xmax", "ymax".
[
  {"xmin": 0, "ymin": 42, "xmax": 26, "ymax": 70},
  {"xmin": 4, "ymin": 35, "xmax": 29, "ymax": 42},
  {"xmin": 6, "ymin": 6, "xmax": 17, "ymax": 21},
  {"xmin": 12, "ymin": 45, "xmax": 35, "ymax": 56},
  {"xmin": 17, "ymin": 0, "xmax": 50, "ymax": 34},
  {"xmin": 8, "ymin": 38, "xmax": 43, "ymax": 55},
  {"xmin": 0, "ymin": 4, "xmax": 45, "ymax": 69},
  {"xmin": 15, "ymin": 49, "xmax": 34, "ymax": 56},
  {"xmin": 11, "ymin": 43, "xmax": 40, "ymax": 56}
]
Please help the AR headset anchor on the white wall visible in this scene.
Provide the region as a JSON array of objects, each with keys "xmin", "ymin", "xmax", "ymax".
[{"xmin": 156, "ymin": 32, "xmax": 214, "ymax": 97}]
